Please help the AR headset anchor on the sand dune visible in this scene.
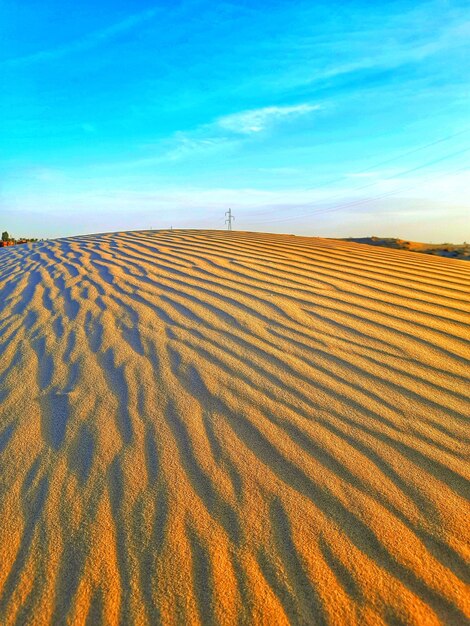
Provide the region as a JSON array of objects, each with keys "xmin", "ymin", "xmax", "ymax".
[
  {"xmin": 0, "ymin": 230, "xmax": 469, "ymax": 625},
  {"xmin": 341, "ymin": 237, "xmax": 470, "ymax": 261}
]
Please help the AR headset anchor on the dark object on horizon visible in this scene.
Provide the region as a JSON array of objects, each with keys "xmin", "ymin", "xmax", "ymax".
[
  {"xmin": 341, "ymin": 236, "xmax": 470, "ymax": 261},
  {"xmin": 0, "ymin": 234, "xmax": 39, "ymax": 248}
]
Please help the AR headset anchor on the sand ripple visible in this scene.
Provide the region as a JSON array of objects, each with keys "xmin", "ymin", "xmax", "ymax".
[{"xmin": 0, "ymin": 230, "xmax": 469, "ymax": 625}]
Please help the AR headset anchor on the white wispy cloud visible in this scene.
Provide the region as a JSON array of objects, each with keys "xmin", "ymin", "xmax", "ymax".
[
  {"xmin": 3, "ymin": 7, "xmax": 159, "ymax": 66},
  {"xmin": 269, "ymin": 5, "xmax": 470, "ymax": 92},
  {"xmin": 312, "ymin": 20, "xmax": 470, "ymax": 84},
  {"xmin": 161, "ymin": 133, "xmax": 238, "ymax": 161},
  {"xmin": 121, "ymin": 102, "xmax": 321, "ymax": 165},
  {"xmin": 216, "ymin": 104, "xmax": 320, "ymax": 134},
  {"xmin": 93, "ymin": 134, "xmax": 240, "ymax": 171},
  {"xmin": 162, "ymin": 103, "xmax": 321, "ymax": 160}
]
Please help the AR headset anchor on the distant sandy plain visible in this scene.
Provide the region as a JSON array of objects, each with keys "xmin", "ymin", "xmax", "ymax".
[{"xmin": 0, "ymin": 230, "xmax": 468, "ymax": 625}]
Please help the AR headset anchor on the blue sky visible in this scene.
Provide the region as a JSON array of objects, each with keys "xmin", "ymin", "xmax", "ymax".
[{"xmin": 1, "ymin": 0, "xmax": 469, "ymax": 240}]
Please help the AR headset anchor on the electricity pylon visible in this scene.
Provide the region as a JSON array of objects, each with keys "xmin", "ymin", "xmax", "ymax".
[{"xmin": 225, "ymin": 208, "xmax": 235, "ymax": 231}]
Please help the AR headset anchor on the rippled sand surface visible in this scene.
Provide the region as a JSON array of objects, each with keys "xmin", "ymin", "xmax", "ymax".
[{"xmin": 0, "ymin": 230, "xmax": 469, "ymax": 625}]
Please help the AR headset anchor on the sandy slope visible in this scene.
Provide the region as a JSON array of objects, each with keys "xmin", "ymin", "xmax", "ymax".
[{"xmin": 0, "ymin": 230, "xmax": 469, "ymax": 626}]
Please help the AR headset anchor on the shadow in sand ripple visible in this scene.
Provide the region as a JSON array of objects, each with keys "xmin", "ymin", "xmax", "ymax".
[
  {"xmin": 100, "ymin": 349, "xmax": 134, "ymax": 445},
  {"xmin": 165, "ymin": 400, "xmax": 241, "ymax": 545},
  {"xmin": 41, "ymin": 391, "xmax": 70, "ymax": 450}
]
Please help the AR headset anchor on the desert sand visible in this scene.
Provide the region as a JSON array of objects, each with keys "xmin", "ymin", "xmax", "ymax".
[
  {"xmin": 341, "ymin": 237, "xmax": 470, "ymax": 261},
  {"xmin": 0, "ymin": 229, "xmax": 469, "ymax": 625}
]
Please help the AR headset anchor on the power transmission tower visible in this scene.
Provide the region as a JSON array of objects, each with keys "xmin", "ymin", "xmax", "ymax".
[{"xmin": 225, "ymin": 208, "xmax": 235, "ymax": 231}]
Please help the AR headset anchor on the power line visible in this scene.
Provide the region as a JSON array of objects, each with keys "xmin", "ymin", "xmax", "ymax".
[
  {"xmin": 250, "ymin": 148, "xmax": 470, "ymax": 224},
  {"xmin": 299, "ymin": 145, "xmax": 470, "ymax": 210},
  {"xmin": 249, "ymin": 128, "xmax": 470, "ymax": 222},
  {"xmin": 303, "ymin": 127, "xmax": 470, "ymax": 192},
  {"xmin": 249, "ymin": 161, "xmax": 469, "ymax": 226},
  {"xmin": 257, "ymin": 163, "xmax": 469, "ymax": 225}
]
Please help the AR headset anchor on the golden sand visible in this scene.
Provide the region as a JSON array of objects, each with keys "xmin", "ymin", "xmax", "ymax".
[{"xmin": 0, "ymin": 230, "xmax": 469, "ymax": 625}]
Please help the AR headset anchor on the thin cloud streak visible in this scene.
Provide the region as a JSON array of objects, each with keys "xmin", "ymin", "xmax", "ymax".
[
  {"xmin": 6, "ymin": 170, "xmax": 468, "ymax": 214},
  {"xmin": 216, "ymin": 104, "xmax": 321, "ymax": 134},
  {"xmin": 3, "ymin": 6, "xmax": 160, "ymax": 66},
  {"xmin": 81, "ymin": 102, "xmax": 322, "ymax": 169},
  {"xmin": 308, "ymin": 21, "xmax": 470, "ymax": 84}
]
